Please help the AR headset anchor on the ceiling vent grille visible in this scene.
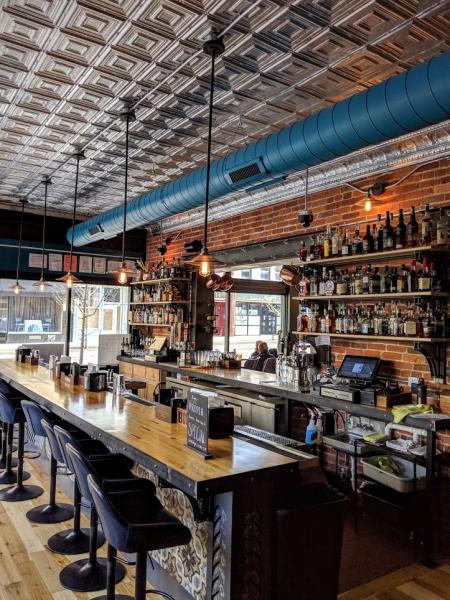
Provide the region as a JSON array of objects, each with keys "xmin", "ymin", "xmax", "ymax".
[{"xmin": 225, "ymin": 158, "xmax": 267, "ymax": 185}]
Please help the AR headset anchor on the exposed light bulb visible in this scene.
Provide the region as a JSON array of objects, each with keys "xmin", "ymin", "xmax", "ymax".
[
  {"xmin": 364, "ymin": 197, "xmax": 372, "ymax": 212},
  {"xmin": 66, "ymin": 273, "xmax": 74, "ymax": 289},
  {"xmin": 199, "ymin": 254, "xmax": 212, "ymax": 277},
  {"xmin": 38, "ymin": 281, "xmax": 46, "ymax": 292},
  {"xmin": 13, "ymin": 282, "xmax": 21, "ymax": 295},
  {"xmin": 117, "ymin": 268, "xmax": 128, "ymax": 285}
]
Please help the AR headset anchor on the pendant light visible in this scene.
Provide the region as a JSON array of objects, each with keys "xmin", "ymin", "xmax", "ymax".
[
  {"xmin": 188, "ymin": 34, "xmax": 225, "ymax": 277},
  {"xmin": 33, "ymin": 176, "xmax": 52, "ymax": 292},
  {"xmin": 115, "ymin": 106, "xmax": 136, "ymax": 285},
  {"xmin": 10, "ymin": 198, "xmax": 27, "ymax": 295},
  {"xmin": 57, "ymin": 150, "xmax": 85, "ymax": 288}
]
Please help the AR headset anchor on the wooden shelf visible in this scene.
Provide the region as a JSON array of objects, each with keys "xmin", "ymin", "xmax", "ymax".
[
  {"xmin": 293, "ymin": 331, "xmax": 449, "ymax": 343},
  {"xmin": 129, "ymin": 322, "xmax": 175, "ymax": 327},
  {"xmin": 130, "ymin": 301, "xmax": 189, "ymax": 306},
  {"xmin": 293, "ymin": 291, "xmax": 448, "ymax": 302},
  {"xmin": 300, "ymin": 244, "xmax": 449, "ymax": 267},
  {"xmin": 130, "ymin": 278, "xmax": 190, "ymax": 285}
]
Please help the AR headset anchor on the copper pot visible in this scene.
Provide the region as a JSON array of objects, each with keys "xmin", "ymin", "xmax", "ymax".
[
  {"xmin": 206, "ymin": 273, "xmax": 221, "ymax": 289},
  {"xmin": 218, "ymin": 273, "xmax": 234, "ymax": 291},
  {"xmin": 280, "ymin": 265, "xmax": 300, "ymax": 285}
]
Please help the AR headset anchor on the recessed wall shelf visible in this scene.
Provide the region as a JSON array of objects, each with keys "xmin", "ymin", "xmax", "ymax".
[
  {"xmin": 293, "ymin": 331, "xmax": 449, "ymax": 343},
  {"xmin": 293, "ymin": 291, "xmax": 447, "ymax": 302},
  {"xmin": 130, "ymin": 278, "xmax": 191, "ymax": 285}
]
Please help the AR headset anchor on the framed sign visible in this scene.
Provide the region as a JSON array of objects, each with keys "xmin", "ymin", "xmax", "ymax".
[
  {"xmin": 79, "ymin": 255, "xmax": 93, "ymax": 273},
  {"xmin": 187, "ymin": 391, "xmax": 212, "ymax": 459},
  {"xmin": 93, "ymin": 257, "xmax": 106, "ymax": 274},
  {"xmin": 64, "ymin": 255, "xmax": 77, "ymax": 272},
  {"xmin": 107, "ymin": 259, "xmax": 121, "ymax": 273},
  {"xmin": 29, "ymin": 253, "xmax": 47, "ymax": 269},
  {"xmin": 48, "ymin": 253, "xmax": 62, "ymax": 271}
]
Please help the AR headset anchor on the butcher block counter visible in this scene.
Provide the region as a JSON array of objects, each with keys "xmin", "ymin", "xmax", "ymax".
[{"xmin": 0, "ymin": 358, "xmax": 315, "ymax": 600}]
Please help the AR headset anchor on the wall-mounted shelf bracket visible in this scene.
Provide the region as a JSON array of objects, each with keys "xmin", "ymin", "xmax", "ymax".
[{"xmin": 414, "ymin": 341, "xmax": 447, "ymax": 384}]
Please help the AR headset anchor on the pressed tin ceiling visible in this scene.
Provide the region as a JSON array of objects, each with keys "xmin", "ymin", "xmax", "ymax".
[{"xmin": 0, "ymin": 0, "xmax": 450, "ymax": 228}]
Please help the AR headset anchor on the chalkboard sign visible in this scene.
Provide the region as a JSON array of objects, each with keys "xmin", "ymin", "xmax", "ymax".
[{"xmin": 187, "ymin": 391, "xmax": 213, "ymax": 459}]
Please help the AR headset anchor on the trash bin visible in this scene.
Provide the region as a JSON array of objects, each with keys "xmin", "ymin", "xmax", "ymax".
[{"xmin": 274, "ymin": 483, "xmax": 347, "ymax": 600}]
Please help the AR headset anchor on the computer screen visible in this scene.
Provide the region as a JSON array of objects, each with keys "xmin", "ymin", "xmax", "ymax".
[{"xmin": 337, "ymin": 355, "xmax": 380, "ymax": 383}]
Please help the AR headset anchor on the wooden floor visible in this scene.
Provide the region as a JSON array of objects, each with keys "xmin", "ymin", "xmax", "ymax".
[{"xmin": 0, "ymin": 456, "xmax": 449, "ymax": 600}]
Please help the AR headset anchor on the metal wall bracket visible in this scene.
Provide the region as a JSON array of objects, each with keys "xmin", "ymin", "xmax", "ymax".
[
  {"xmin": 414, "ymin": 341, "xmax": 447, "ymax": 384},
  {"xmin": 158, "ymin": 477, "xmax": 213, "ymax": 522}
]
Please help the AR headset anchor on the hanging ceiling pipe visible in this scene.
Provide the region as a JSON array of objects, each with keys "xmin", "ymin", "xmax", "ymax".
[{"xmin": 68, "ymin": 51, "xmax": 450, "ymax": 247}]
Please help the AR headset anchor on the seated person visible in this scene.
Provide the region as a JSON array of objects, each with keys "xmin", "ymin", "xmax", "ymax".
[
  {"xmin": 250, "ymin": 340, "xmax": 263, "ymax": 359},
  {"xmin": 252, "ymin": 341, "xmax": 272, "ymax": 372}
]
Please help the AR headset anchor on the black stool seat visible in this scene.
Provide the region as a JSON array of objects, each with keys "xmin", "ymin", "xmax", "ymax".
[
  {"xmin": 88, "ymin": 475, "xmax": 191, "ymax": 600},
  {"xmin": 44, "ymin": 421, "xmax": 110, "ymax": 556},
  {"xmin": 21, "ymin": 400, "xmax": 74, "ymax": 524},
  {"xmin": 56, "ymin": 442, "xmax": 143, "ymax": 593},
  {"xmin": 0, "ymin": 392, "xmax": 42, "ymax": 501}
]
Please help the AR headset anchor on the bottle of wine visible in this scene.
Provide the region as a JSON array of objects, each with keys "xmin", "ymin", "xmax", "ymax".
[
  {"xmin": 352, "ymin": 228, "xmax": 363, "ymax": 254},
  {"xmin": 362, "ymin": 224, "xmax": 374, "ymax": 253},
  {"xmin": 383, "ymin": 211, "xmax": 394, "ymax": 250},
  {"xmin": 406, "ymin": 206, "xmax": 418, "ymax": 247},
  {"xmin": 395, "ymin": 208, "xmax": 406, "ymax": 249},
  {"xmin": 376, "ymin": 214, "xmax": 384, "ymax": 251},
  {"xmin": 421, "ymin": 204, "xmax": 433, "ymax": 244},
  {"xmin": 436, "ymin": 208, "xmax": 448, "ymax": 245}
]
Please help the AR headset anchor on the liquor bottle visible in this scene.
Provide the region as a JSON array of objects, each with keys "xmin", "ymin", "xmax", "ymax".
[
  {"xmin": 331, "ymin": 227, "xmax": 340, "ymax": 256},
  {"xmin": 407, "ymin": 259, "xmax": 418, "ymax": 293},
  {"xmin": 370, "ymin": 267, "xmax": 381, "ymax": 294},
  {"xmin": 376, "ymin": 214, "xmax": 384, "ymax": 251},
  {"xmin": 404, "ymin": 305, "xmax": 418, "ymax": 337},
  {"xmin": 323, "ymin": 226, "xmax": 331, "ymax": 258},
  {"xmin": 418, "ymin": 257, "xmax": 431, "ymax": 291},
  {"xmin": 336, "ymin": 271, "xmax": 348, "ymax": 296},
  {"xmin": 421, "ymin": 203, "xmax": 432, "ymax": 244},
  {"xmin": 313, "ymin": 235, "xmax": 323, "ymax": 260},
  {"xmin": 362, "ymin": 224, "xmax": 374, "ymax": 253},
  {"xmin": 362, "ymin": 265, "xmax": 371, "ymax": 294},
  {"xmin": 395, "ymin": 209, "xmax": 406, "ymax": 249},
  {"xmin": 397, "ymin": 265, "xmax": 407, "ymax": 293},
  {"xmin": 406, "ymin": 206, "xmax": 419, "ymax": 247},
  {"xmin": 383, "ymin": 211, "xmax": 394, "ymax": 250},
  {"xmin": 324, "ymin": 270, "xmax": 336, "ymax": 296},
  {"xmin": 436, "ymin": 208, "xmax": 448, "ymax": 245},
  {"xmin": 318, "ymin": 267, "xmax": 327, "ymax": 296},
  {"xmin": 298, "ymin": 270, "xmax": 310, "ymax": 297},
  {"xmin": 380, "ymin": 266, "xmax": 389, "ymax": 294},
  {"xmin": 341, "ymin": 231, "xmax": 352, "ymax": 256},
  {"xmin": 354, "ymin": 268, "xmax": 363, "ymax": 295},
  {"xmin": 390, "ymin": 267, "xmax": 397, "ymax": 293},
  {"xmin": 422, "ymin": 304, "xmax": 435, "ymax": 337},
  {"xmin": 299, "ymin": 241, "xmax": 308, "ymax": 262},
  {"xmin": 352, "ymin": 228, "xmax": 363, "ymax": 254}
]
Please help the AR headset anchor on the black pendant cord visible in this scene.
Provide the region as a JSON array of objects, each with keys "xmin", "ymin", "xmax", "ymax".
[
  {"xmin": 15, "ymin": 198, "xmax": 26, "ymax": 282},
  {"xmin": 68, "ymin": 154, "xmax": 82, "ymax": 270},
  {"xmin": 304, "ymin": 167, "xmax": 309, "ymax": 210},
  {"xmin": 203, "ymin": 47, "xmax": 217, "ymax": 254},
  {"xmin": 121, "ymin": 114, "xmax": 130, "ymax": 265},
  {"xmin": 40, "ymin": 177, "xmax": 51, "ymax": 280}
]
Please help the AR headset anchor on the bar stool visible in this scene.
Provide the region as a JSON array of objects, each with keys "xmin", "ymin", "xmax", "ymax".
[
  {"xmin": 20, "ymin": 400, "xmax": 74, "ymax": 523},
  {"xmin": 58, "ymin": 443, "xmax": 145, "ymax": 593},
  {"xmin": 0, "ymin": 391, "xmax": 43, "ymax": 501},
  {"xmin": 42, "ymin": 419, "xmax": 109, "ymax": 555},
  {"xmin": 88, "ymin": 473, "xmax": 192, "ymax": 600},
  {"xmin": 0, "ymin": 382, "xmax": 21, "ymax": 469}
]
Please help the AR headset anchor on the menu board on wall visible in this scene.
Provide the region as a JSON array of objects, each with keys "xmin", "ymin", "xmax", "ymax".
[
  {"xmin": 48, "ymin": 253, "xmax": 63, "ymax": 271},
  {"xmin": 93, "ymin": 257, "xmax": 106, "ymax": 274},
  {"xmin": 79, "ymin": 256, "xmax": 93, "ymax": 273},
  {"xmin": 107, "ymin": 259, "xmax": 121, "ymax": 273}
]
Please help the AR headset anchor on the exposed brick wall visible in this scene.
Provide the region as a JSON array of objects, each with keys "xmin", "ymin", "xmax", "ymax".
[{"xmin": 146, "ymin": 158, "xmax": 450, "ymax": 464}]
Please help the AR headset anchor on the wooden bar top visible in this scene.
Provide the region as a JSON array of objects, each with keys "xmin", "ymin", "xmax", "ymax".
[{"xmin": 0, "ymin": 359, "xmax": 299, "ymax": 498}]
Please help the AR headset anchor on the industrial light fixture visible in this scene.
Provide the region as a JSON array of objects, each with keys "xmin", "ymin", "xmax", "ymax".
[
  {"xmin": 364, "ymin": 189, "xmax": 373, "ymax": 212},
  {"xmin": 33, "ymin": 176, "xmax": 52, "ymax": 292},
  {"xmin": 10, "ymin": 198, "xmax": 27, "ymax": 295},
  {"xmin": 188, "ymin": 34, "xmax": 225, "ymax": 277},
  {"xmin": 115, "ymin": 106, "xmax": 136, "ymax": 285},
  {"xmin": 57, "ymin": 150, "xmax": 85, "ymax": 288}
]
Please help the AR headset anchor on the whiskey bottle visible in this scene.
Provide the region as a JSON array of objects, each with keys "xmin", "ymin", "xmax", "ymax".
[
  {"xmin": 310, "ymin": 269, "xmax": 318, "ymax": 296},
  {"xmin": 362, "ymin": 265, "xmax": 371, "ymax": 294},
  {"xmin": 395, "ymin": 209, "xmax": 406, "ymax": 249},
  {"xmin": 336, "ymin": 271, "xmax": 348, "ymax": 296},
  {"xmin": 331, "ymin": 227, "xmax": 340, "ymax": 256},
  {"xmin": 370, "ymin": 267, "xmax": 381, "ymax": 294},
  {"xmin": 324, "ymin": 270, "xmax": 336, "ymax": 296},
  {"xmin": 418, "ymin": 257, "xmax": 431, "ymax": 291},
  {"xmin": 421, "ymin": 203, "xmax": 433, "ymax": 244},
  {"xmin": 407, "ymin": 259, "xmax": 418, "ymax": 293},
  {"xmin": 362, "ymin": 224, "xmax": 374, "ymax": 253},
  {"xmin": 354, "ymin": 268, "xmax": 364, "ymax": 295},
  {"xmin": 352, "ymin": 229, "xmax": 363, "ymax": 254},
  {"xmin": 299, "ymin": 241, "xmax": 308, "ymax": 262},
  {"xmin": 436, "ymin": 208, "xmax": 448, "ymax": 245},
  {"xmin": 342, "ymin": 231, "xmax": 352, "ymax": 256},
  {"xmin": 323, "ymin": 226, "xmax": 331, "ymax": 258},
  {"xmin": 406, "ymin": 206, "xmax": 419, "ymax": 247}
]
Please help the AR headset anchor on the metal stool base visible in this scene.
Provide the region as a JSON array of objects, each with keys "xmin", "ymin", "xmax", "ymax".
[
  {"xmin": 0, "ymin": 470, "xmax": 29, "ymax": 485},
  {"xmin": 0, "ymin": 455, "xmax": 18, "ymax": 468},
  {"xmin": 26, "ymin": 502, "xmax": 74, "ymax": 524},
  {"xmin": 59, "ymin": 558, "xmax": 126, "ymax": 592},
  {"xmin": 0, "ymin": 483, "xmax": 43, "ymax": 502},
  {"xmin": 47, "ymin": 528, "xmax": 104, "ymax": 555}
]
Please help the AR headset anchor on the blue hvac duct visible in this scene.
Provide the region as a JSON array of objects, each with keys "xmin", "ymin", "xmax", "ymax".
[{"xmin": 69, "ymin": 52, "xmax": 450, "ymax": 246}]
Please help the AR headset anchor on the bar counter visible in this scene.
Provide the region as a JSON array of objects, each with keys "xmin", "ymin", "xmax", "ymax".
[{"xmin": 0, "ymin": 359, "xmax": 307, "ymax": 600}]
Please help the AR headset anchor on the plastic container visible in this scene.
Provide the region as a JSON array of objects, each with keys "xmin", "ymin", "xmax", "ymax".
[{"xmin": 361, "ymin": 455, "xmax": 426, "ymax": 493}]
